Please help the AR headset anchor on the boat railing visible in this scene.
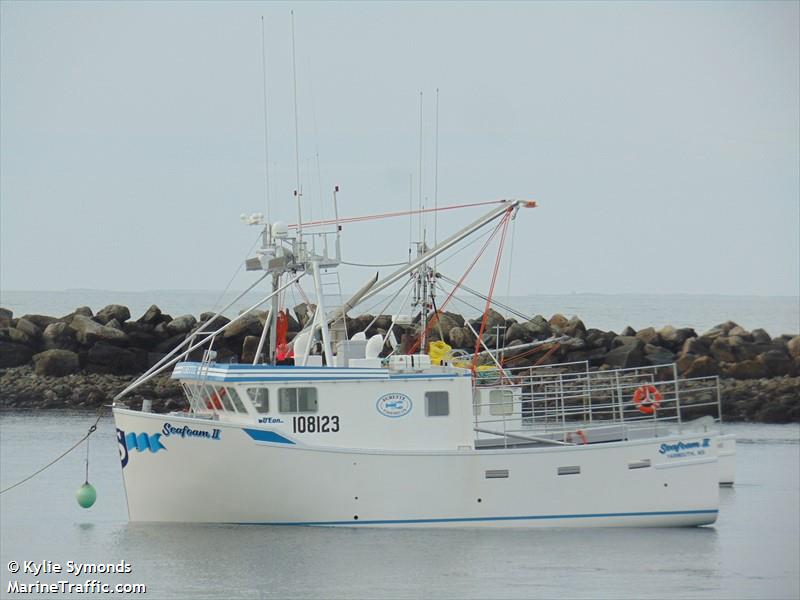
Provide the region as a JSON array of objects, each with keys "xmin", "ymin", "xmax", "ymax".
[{"xmin": 472, "ymin": 361, "xmax": 722, "ymax": 447}]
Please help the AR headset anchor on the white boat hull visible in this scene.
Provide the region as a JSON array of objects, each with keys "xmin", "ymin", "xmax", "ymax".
[{"xmin": 114, "ymin": 408, "xmax": 719, "ymax": 528}]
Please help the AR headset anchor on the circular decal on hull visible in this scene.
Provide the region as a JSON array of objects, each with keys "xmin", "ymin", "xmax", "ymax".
[{"xmin": 376, "ymin": 393, "xmax": 413, "ymax": 418}]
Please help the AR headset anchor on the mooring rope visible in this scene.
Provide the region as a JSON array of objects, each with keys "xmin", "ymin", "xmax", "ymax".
[{"xmin": 0, "ymin": 409, "xmax": 105, "ymax": 495}]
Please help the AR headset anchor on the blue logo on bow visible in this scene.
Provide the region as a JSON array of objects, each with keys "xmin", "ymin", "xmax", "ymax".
[{"xmin": 125, "ymin": 432, "xmax": 166, "ymax": 453}]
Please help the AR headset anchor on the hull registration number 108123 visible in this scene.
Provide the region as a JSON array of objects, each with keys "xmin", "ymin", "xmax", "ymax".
[{"xmin": 292, "ymin": 415, "xmax": 340, "ymax": 433}]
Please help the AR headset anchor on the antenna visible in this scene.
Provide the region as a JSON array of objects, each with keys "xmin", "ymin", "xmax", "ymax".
[
  {"xmin": 434, "ymin": 88, "xmax": 439, "ymax": 268},
  {"xmin": 260, "ymin": 17, "xmax": 271, "ymax": 227},
  {"xmin": 408, "ymin": 173, "xmax": 413, "ymax": 262},
  {"xmin": 333, "ymin": 185, "xmax": 341, "ymax": 261},
  {"xmin": 290, "ymin": 10, "xmax": 302, "ymax": 238},
  {"xmin": 418, "ymin": 91, "xmax": 424, "ymax": 246}
]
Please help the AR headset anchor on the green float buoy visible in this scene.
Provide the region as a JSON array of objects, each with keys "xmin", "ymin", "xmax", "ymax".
[{"xmin": 76, "ymin": 482, "xmax": 97, "ymax": 509}]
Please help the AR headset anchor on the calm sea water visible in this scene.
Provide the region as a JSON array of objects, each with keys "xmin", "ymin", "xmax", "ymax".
[
  {"xmin": 0, "ymin": 413, "xmax": 797, "ymax": 600},
  {"xmin": 2, "ymin": 290, "xmax": 798, "ymax": 337}
]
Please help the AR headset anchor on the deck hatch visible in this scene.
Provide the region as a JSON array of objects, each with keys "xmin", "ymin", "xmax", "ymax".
[
  {"xmin": 557, "ymin": 466, "xmax": 581, "ymax": 476},
  {"xmin": 485, "ymin": 469, "xmax": 510, "ymax": 479}
]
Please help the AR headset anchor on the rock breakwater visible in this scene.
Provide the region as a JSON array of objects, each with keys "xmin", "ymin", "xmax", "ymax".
[{"xmin": 1, "ymin": 303, "xmax": 798, "ymax": 422}]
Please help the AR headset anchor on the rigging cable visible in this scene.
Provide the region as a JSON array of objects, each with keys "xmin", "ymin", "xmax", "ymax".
[
  {"xmin": 407, "ymin": 209, "xmax": 510, "ymax": 355},
  {"xmin": 0, "ymin": 410, "xmax": 103, "ymax": 495},
  {"xmin": 288, "ymin": 199, "xmax": 508, "ymax": 229}
]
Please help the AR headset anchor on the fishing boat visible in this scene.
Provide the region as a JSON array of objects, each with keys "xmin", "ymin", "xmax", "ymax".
[{"xmin": 112, "ymin": 199, "xmax": 721, "ymax": 527}]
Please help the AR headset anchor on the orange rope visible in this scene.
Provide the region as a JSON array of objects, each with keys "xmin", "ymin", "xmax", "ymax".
[{"xmin": 471, "ymin": 210, "xmax": 513, "ymax": 371}]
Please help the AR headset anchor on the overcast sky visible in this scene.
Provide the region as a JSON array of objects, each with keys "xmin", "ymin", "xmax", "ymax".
[{"xmin": 1, "ymin": 1, "xmax": 798, "ymax": 297}]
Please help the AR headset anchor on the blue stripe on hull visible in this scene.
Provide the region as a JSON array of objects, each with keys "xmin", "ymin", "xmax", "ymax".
[
  {"xmin": 242, "ymin": 428, "xmax": 295, "ymax": 444},
  {"xmin": 237, "ymin": 509, "xmax": 718, "ymax": 527}
]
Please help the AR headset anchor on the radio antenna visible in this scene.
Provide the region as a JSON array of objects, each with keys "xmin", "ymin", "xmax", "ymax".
[
  {"xmin": 260, "ymin": 16, "xmax": 271, "ymax": 225},
  {"xmin": 418, "ymin": 91, "xmax": 424, "ymax": 245},
  {"xmin": 434, "ymin": 87, "xmax": 439, "ymax": 267},
  {"xmin": 290, "ymin": 10, "xmax": 302, "ymax": 237}
]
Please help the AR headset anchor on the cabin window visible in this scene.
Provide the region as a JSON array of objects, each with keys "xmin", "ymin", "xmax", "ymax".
[
  {"xmin": 182, "ymin": 384, "xmax": 203, "ymax": 412},
  {"xmin": 489, "ymin": 389, "xmax": 514, "ymax": 416},
  {"xmin": 247, "ymin": 388, "xmax": 270, "ymax": 413},
  {"xmin": 216, "ymin": 386, "xmax": 235, "ymax": 412},
  {"xmin": 227, "ymin": 387, "xmax": 247, "ymax": 413},
  {"xmin": 202, "ymin": 385, "xmax": 223, "ymax": 411},
  {"xmin": 278, "ymin": 387, "xmax": 318, "ymax": 413},
  {"xmin": 425, "ymin": 391, "xmax": 449, "ymax": 417}
]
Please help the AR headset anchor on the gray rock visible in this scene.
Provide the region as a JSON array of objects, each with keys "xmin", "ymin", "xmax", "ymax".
[
  {"xmin": 105, "ymin": 318, "xmax": 123, "ymax": 331},
  {"xmin": 548, "ymin": 313, "xmax": 569, "ymax": 331},
  {"xmin": 728, "ymin": 325, "xmax": 752, "ymax": 340},
  {"xmin": 505, "ymin": 323, "xmax": 532, "ymax": 344},
  {"xmin": 709, "ymin": 337, "xmax": 737, "ymax": 363},
  {"xmin": 96, "ymin": 304, "xmax": 131, "ymax": 324},
  {"xmin": 20, "ymin": 314, "xmax": 59, "ymax": 329},
  {"xmin": 73, "ymin": 306, "xmax": 93, "ymax": 317},
  {"xmin": 605, "ymin": 338, "xmax": 645, "ymax": 369},
  {"xmin": 156, "ymin": 334, "xmax": 188, "ymax": 353},
  {"xmin": 470, "ymin": 309, "xmax": 505, "ymax": 334},
  {"xmin": 644, "ymin": 343, "xmax": 674, "ymax": 366},
  {"xmin": 681, "ymin": 337, "xmax": 709, "ymax": 357},
  {"xmin": 676, "ymin": 353, "xmax": 697, "ymax": 375},
  {"xmin": 727, "ymin": 336, "xmax": 759, "ymax": 361},
  {"xmin": 565, "ymin": 347, "xmax": 608, "ymax": 366},
  {"xmin": 636, "ymin": 327, "xmax": 659, "ymax": 345},
  {"xmin": 138, "ymin": 304, "xmax": 162, "ymax": 324},
  {"xmin": 69, "ymin": 315, "xmax": 129, "ymax": 346},
  {"xmin": 294, "ymin": 303, "xmax": 316, "ymax": 328},
  {"xmin": 42, "ymin": 322, "xmax": 78, "ymax": 351},
  {"xmin": 447, "ymin": 326, "xmax": 467, "ymax": 348},
  {"xmin": 758, "ymin": 350, "xmax": 794, "ymax": 377},
  {"xmin": 0, "ymin": 307, "xmax": 12, "ymax": 327},
  {"xmin": 621, "ymin": 326, "xmax": 636, "ymax": 337},
  {"xmin": 612, "ymin": 335, "xmax": 638, "ymax": 348},
  {"xmin": 223, "ymin": 313, "xmax": 263, "ymax": 339},
  {"xmin": 87, "ymin": 342, "xmax": 146, "ymax": 375},
  {"xmin": 0, "ymin": 341, "xmax": 34, "ymax": 367},
  {"xmin": 786, "ymin": 336, "xmax": 800, "ymax": 360},
  {"xmin": 241, "ymin": 335, "xmax": 261, "ymax": 364},
  {"xmin": 433, "ymin": 312, "xmax": 463, "ymax": 334},
  {"xmin": 33, "ymin": 349, "xmax": 80, "ymax": 377},
  {"xmin": 166, "ymin": 314, "xmax": 198, "ymax": 336},
  {"xmin": 701, "ymin": 321, "xmax": 739, "ymax": 340},
  {"xmin": 15, "ymin": 318, "xmax": 42, "ymax": 340},
  {"xmin": 373, "ymin": 315, "xmax": 393, "ymax": 331},
  {"xmin": 522, "ymin": 316, "xmax": 552, "ymax": 340},
  {"xmin": 7, "ymin": 327, "xmax": 36, "ymax": 347},
  {"xmin": 721, "ymin": 359, "xmax": 767, "ymax": 380},
  {"xmin": 657, "ymin": 326, "xmax": 697, "ymax": 351},
  {"xmin": 563, "ymin": 316, "xmax": 586, "ymax": 338},
  {"xmin": 584, "ymin": 328, "xmax": 608, "ymax": 349},
  {"xmin": 751, "ymin": 328, "xmax": 772, "ymax": 344},
  {"xmin": 684, "ymin": 356, "xmax": 720, "ymax": 378}
]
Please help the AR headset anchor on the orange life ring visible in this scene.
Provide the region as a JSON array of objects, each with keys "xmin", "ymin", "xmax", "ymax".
[{"xmin": 633, "ymin": 384, "xmax": 662, "ymax": 415}]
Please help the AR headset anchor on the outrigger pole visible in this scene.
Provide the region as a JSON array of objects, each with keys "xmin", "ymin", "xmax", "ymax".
[{"xmin": 357, "ymin": 200, "xmax": 535, "ymax": 307}]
